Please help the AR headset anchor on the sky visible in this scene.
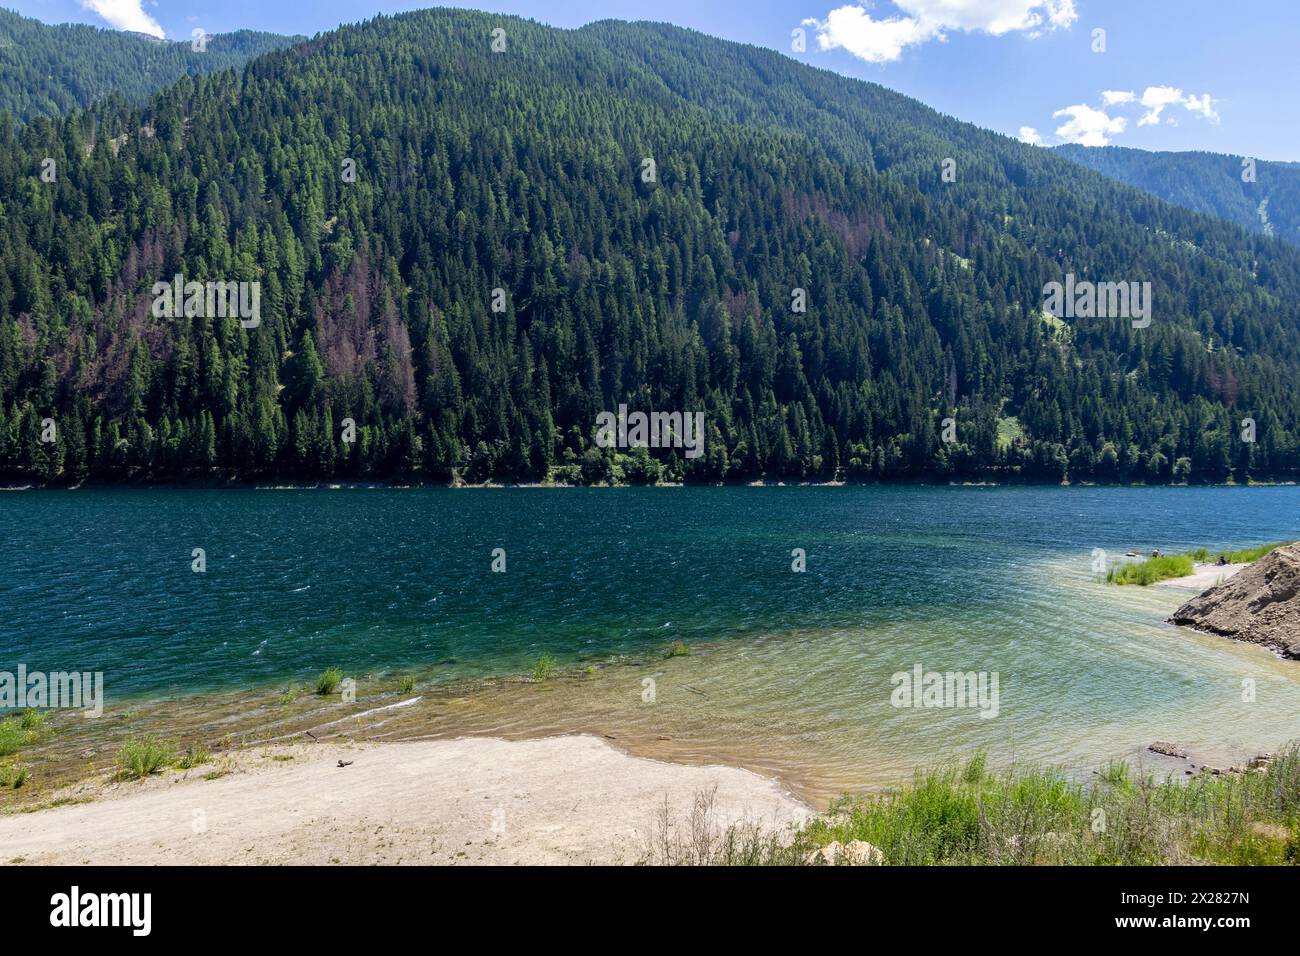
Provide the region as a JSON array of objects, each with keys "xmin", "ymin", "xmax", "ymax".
[{"xmin": 10, "ymin": 0, "xmax": 1298, "ymax": 161}]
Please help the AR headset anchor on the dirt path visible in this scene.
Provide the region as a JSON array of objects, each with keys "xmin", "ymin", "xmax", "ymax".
[{"xmin": 0, "ymin": 735, "xmax": 810, "ymax": 865}]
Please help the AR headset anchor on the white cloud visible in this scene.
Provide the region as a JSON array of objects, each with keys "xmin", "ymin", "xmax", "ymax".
[
  {"xmin": 1182, "ymin": 92, "xmax": 1220, "ymax": 123},
  {"xmin": 1018, "ymin": 126, "xmax": 1043, "ymax": 145},
  {"xmin": 1129, "ymin": 86, "xmax": 1220, "ymax": 127},
  {"xmin": 1052, "ymin": 103, "xmax": 1127, "ymax": 146},
  {"xmin": 1032, "ymin": 85, "xmax": 1221, "ymax": 147},
  {"xmin": 1137, "ymin": 85, "xmax": 1185, "ymax": 127},
  {"xmin": 802, "ymin": 8, "xmax": 938, "ymax": 63},
  {"xmin": 80, "ymin": 0, "xmax": 164, "ymax": 38},
  {"xmin": 805, "ymin": 0, "xmax": 1077, "ymax": 64}
]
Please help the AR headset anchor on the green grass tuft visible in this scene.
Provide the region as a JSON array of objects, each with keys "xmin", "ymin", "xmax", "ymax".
[
  {"xmin": 116, "ymin": 737, "xmax": 175, "ymax": 780},
  {"xmin": 1107, "ymin": 553, "xmax": 1193, "ymax": 584},
  {"xmin": 0, "ymin": 719, "xmax": 24, "ymax": 757},
  {"xmin": 315, "ymin": 667, "xmax": 344, "ymax": 696},
  {"xmin": 531, "ymin": 653, "xmax": 557, "ymax": 682},
  {"xmin": 0, "ymin": 764, "xmax": 28, "ymax": 788},
  {"xmin": 175, "ymin": 745, "xmax": 211, "ymax": 770}
]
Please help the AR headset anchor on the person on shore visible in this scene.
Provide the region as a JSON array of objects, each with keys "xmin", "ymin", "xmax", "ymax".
[
  {"xmin": 1151, "ymin": 548, "xmax": 1161, "ymax": 558},
  {"xmin": 1218, "ymin": 554, "xmax": 1229, "ymax": 566}
]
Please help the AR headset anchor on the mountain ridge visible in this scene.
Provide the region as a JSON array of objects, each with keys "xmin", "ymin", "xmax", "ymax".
[
  {"xmin": 1, "ymin": 8, "xmax": 1298, "ymax": 485},
  {"xmin": 1055, "ymin": 143, "xmax": 1300, "ymax": 247},
  {"xmin": 0, "ymin": 6, "xmax": 301, "ymax": 122}
]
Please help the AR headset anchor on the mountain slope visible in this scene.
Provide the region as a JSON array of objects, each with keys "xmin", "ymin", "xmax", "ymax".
[
  {"xmin": 0, "ymin": 7, "xmax": 301, "ymax": 122},
  {"xmin": 1056, "ymin": 143, "xmax": 1300, "ymax": 247},
  {"xmin": 2, "ymin": 8, "xmax": 1299, "ymax": 485}
]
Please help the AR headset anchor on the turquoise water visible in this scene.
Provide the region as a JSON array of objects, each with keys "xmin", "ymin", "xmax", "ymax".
[{"xmin": 4, "ymin": 486, "xmax": 1300, "ymax": 795}]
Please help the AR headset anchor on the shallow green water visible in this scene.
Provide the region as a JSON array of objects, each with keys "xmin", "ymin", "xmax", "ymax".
[{"xmin": 3, "ymin": 486, "xmax": 1299, "ymax": 792}]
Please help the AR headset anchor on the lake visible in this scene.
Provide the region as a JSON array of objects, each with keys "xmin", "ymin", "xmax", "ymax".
[{"xmin": 3, "ymin": 485, "xmax": 1299, "ymax": 802}]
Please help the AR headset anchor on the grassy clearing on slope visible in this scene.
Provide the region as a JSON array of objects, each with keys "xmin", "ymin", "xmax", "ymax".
[{"xmin": 644, "ymin": 745, "xmax": 1300, "ymax": 865}]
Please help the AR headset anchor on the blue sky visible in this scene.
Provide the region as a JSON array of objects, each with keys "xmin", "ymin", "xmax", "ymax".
[{"xmin": 11, "ymin": 1, "xmax": 1298, "ymax": 160}]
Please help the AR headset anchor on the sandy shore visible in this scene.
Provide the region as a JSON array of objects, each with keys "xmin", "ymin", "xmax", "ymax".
[
  {"xmin": 1156, "ymin": 563, "xmax": 1248, "ymax": 590},
  {"xmin": 0, "ymin": 735, "xmax": 810, "ymax": 865}
]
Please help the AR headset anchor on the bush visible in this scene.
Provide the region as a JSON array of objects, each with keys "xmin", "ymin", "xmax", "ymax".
[
  {"xmin": 116, "ymin": 737, "xmax": 175, "ymax": 780},
  {"xmin": 175, "ymin": 745, "xmax": 212, "ymax": 769},
  {"xmin": 0, "ymin": 719, "xmax": 24, "ymax": 757},
  {"xmin": 0, "ymin": 764, "xmax": 28, "ymax": 788},
  {"xmin": 315, "ymin": 667, "xmax": 344, "ymax": 696},
  {"xmin": 531, "ymin": 653, "xmax": 557, "ymax": 682}
]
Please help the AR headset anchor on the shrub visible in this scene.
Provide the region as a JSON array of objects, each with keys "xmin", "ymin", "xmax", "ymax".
[
  {"xmin": 315, "ymin": 667, "xmax": 344, "ymax": 696},
  {"xmin": 175, "ymin": 745, "xmax": 212, "ymax": 770},
  {"xmin": 531, "ymin": 653, "xmax": 557, "ymax": 682},
  {"xmin": 0, "ymin": 764, "xmax": 28, "ymax": 788},
  {"xmin": 116, "ymin": 737, "xmax": 175, "ymax": 780},
  {"xmin": 0, "ymin": 719, "xmax": 24, "ymax": 757}
]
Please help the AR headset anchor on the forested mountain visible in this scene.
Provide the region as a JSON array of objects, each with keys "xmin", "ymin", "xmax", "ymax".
[
  {"xmin": 0, "ymin": 7, "xmax": 299, "ymax": 122},
  {"xmin": 1057, "ymin": 143, "xmax": 1300, "ymax": 248},
  {"xmin": 2, "ymin": 8, "xmax": 1300, "ymax": 486}
]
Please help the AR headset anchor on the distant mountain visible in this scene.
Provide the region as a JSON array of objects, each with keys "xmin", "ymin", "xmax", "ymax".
[
  {"xmin": 1056, "ymin": 143, "xmax": 1300, "ymax": 247},
  {"xmin": 0, "ymin": 7, "xmax": 301, "ymax": 122},
  {"xmin": 2, "ymin": 9, "xmax": 1300, "ymax": 486}
]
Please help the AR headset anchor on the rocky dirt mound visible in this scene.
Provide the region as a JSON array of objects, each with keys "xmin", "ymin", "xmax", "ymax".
[{"xmin": 1168, "ymin": 544, "xmax": 1300, "ymax": 659}]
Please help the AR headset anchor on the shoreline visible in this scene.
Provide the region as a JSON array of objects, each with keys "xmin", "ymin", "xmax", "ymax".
[
  {"xmin": 7, "ymin": 618, "xmax": 1296, "ymax": 819},
  {"xmin": 0, "ymin": 735, "xmax": 811, "ymax": 865},
  {"xmin": 4, "ymin": 479, "xmax": 1299, "ymax": 492}
]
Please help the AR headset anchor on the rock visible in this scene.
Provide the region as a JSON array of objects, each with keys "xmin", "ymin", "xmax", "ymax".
[
  {"xmin": 1168, "ymin": 543, "xmax": 1300, "ymax": 657},
  {"xmin": 805, "ymin": 840, "xmax": 885, "ymax": 866},
  {"xmin": 1248, "ymin": 753, "xmax": 1272, "ymax": 770},
  {"xmin": 1148, "ymin": 741, "xmax": 1188, "ymax": 758}
]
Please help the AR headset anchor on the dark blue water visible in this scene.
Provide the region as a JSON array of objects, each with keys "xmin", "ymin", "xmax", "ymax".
[{"xmin": 3, "ymin": 485, "xmax": 1297, "ymax": 702}]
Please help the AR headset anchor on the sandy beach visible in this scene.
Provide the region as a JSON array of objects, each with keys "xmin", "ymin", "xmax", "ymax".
[
  {"xmin": 0, "ymin": 735, "xmax": 810, "ymax": 865},
  {"xmin": 1156, "ymin": 563, "xmax": 1248, "ymax": 590}
]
